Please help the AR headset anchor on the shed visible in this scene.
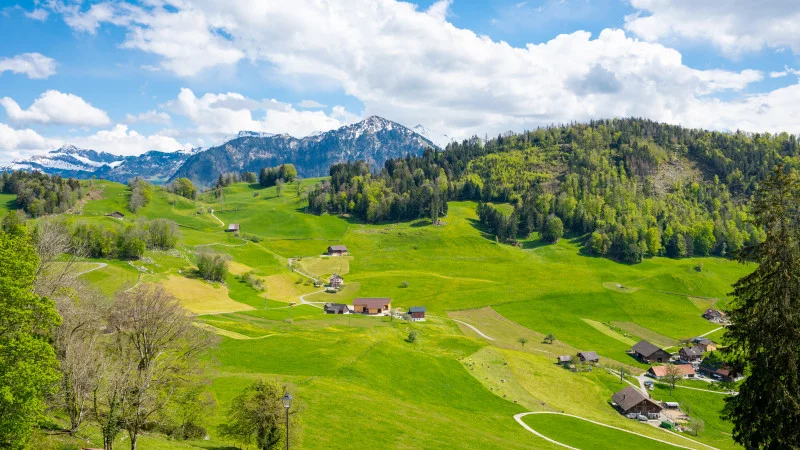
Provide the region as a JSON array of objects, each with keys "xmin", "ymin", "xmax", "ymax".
[
  {"xmin": 327, "ymin": 245, "xmax": 348, "ymax": 256},
  {"xmin": 557, "ymin": 355, "xmax": 573, "ymax": 365},
  {"xmin": 353, "ymin": 297, "xmax": 391, "ymax": 315},
  {"xmin": 226, "ymin": 223, "xmax": 240, "ymax": 233},
  {"xmin": 612, "ymin": 386, "xmax": 662, "ymax": 417},
  {"xmin": 408, "ymin": 306, "xmax": 426, "ymax": 322},
  {"xmin": 631, "ymin": 340, "xmax": 672, "ymax": 363},
  {"xmin": 106, "ymin": 211, "xmax": 125, "ymax": 219},
  {"xmin": 576, "ymin": 351, "xmax": 599, "ymax": 364},
  {"xmin": 324, "ymin": 303, "xmax": 350, "ymax": 315}
]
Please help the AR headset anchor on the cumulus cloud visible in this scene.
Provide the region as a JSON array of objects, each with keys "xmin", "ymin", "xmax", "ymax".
[
  {"xmin": 68, "ymin": 124, "xmax": 190, "ymax": 156},
  {"xmin": 297, "ymin": 100, "xmax": 327, "ymax": 109},
  {"xmin": 124, "ymin": 109, "xmax": 171, "ymax": 125},
  {"xmin": 0, "ymin": 53, "xmax": 57, "ymax": 79},
  {"xmin": 163, "ymin": 88, "xmax": 357, "ymax": 139},
  {"xmin": 626, "ymin": 0, "xmax": 800, "ymax": 57},
  {"xmin": 24, "ymin": 8, "xmax": 49, "ymax": 21},
  {"xmin": 43, "ymin": 0, "xmax": 800, "ymax": 140},
  {"xmin": 0, "ymin": 122, "xmax": 58, "ymax": 161},
  {"xmin": 770, "ymin": 66, "xmax": 800, "ymax": 78},
  {"xmin": 1, "ymin": 90, "xmax": 110, "ymax": 127}
]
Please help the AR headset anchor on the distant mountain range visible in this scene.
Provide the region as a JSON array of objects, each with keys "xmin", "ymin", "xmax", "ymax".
[{"xmin": 8, "ymin": 116, "xmax": 438, "ymax": 186}]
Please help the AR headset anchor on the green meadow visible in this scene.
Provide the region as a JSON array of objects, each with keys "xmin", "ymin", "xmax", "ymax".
[{"xmin": 36, "ymin": 179, "xmax": 748, "ymax": 449}]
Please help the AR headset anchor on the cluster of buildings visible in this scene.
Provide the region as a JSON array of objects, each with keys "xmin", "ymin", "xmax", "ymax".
[
  {"xmin": 323, "ymin": 298, "xmax": 426, "ymax": 322},
  {"xmin": 630, "ymin": 338, "xmax": 735, "ymax": 382}
]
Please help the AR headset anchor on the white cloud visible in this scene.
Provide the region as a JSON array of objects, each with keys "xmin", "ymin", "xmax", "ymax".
[
  {"xmin": 1, "ymin": 90, "xmax": 110, "ymax": 127},
  {"xmin": 44, "ymin": 0, "xmax": 800, "ymax": 139},
  {"xmin": 769, "ymin": 66, "xmax": 800, "ymax": 78},
  {"xmin": 124, "ymin": 110, "xmax": 171, "ymax": 125},
  {"xmin": 297, "ymin": 100, "xmax": 327, "ymax": 109},
  {"xmin": 0, "ymin": 53, "xmax": 57, "ymax": 79},
  {"xmin": 163, "ymin": 88, "xmax": 357, "ymax": 138},
  {"xmin": 68, "ymin": 124, "xmax": 190, "ymax": 156},
  {"xmin": 625, "ymin": 0, "xmax": 800, "ymax": 57},
  {"xmin": 24, "ymin": 8, "xmax": 49, "ymax": 21},
  {"xmin": 0, "ymin": 122, "xmax": 58, "ymax": 161}
]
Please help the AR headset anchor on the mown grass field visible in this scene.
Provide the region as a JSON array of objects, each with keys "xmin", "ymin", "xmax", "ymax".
[{"xmin": 39, "ymin": 179, "xmax": 749, "ymax": 449}]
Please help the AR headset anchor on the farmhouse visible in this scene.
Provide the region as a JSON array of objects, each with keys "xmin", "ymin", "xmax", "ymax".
[
  {"xmin": 612, "ymin": 386, "xmax": 662, "ymax": 418},
  {"xmin": 648, "ymin": 365, "xmax": 696, "ymax": 379},
  {"xmin": 327, "ymin": 245, "xmax": 348, "ymax": 256},
  {"xmin": 329, "ymin": 274, "xmax": 344, "ymax": 288},
  {"xmin": 693, "ymin": 337, "xmax": 717, "ymax": 352},
  {"xmin": 702, "ymin": 308, "xmax": 727, "ymax": 323},
  {"xmin": 699, "ymin": 354, "xmax": 737, "ymax": 381},
  {"xmin": 408, "ymin": 306, "xmax": 426, "ymax": 322},
  {"xmin": 679, "ymin": 346, "xmax": 704, "ymax": 363},
  {"xmin": 353, "ymin": 297, "xmax": 391, "ymax": 315},
  {"xmin": 324, "ymin": 303, "xmax": 350, "ymax": 314},
  {"xmin": 106, "ymin": 211, "xmax": 125, "ymax": 219},
  {"xmin": 226, "ymin": 223, "xmax": 240, "ymax": 233},
  {"xmin": 576, "ymin": 351, "xmax": 599, "ymax": 364},
  {"xmin": 631, "ymin": 340, "xmax": 672, "ymax": 363},
  {"xmin": 557, "ymin": 355, "xmax": 573, "ymax": 366}
]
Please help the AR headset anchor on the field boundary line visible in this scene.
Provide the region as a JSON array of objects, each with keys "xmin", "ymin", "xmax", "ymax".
[
  {"xmin": 514, "ymin": 411, "xmax": 716, "ymax": 450},
  {"xmin": 582, "ymin": 318, "xmax": 637, "ymax": 346}
]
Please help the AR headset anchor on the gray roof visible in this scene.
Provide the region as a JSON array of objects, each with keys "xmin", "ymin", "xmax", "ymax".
[
  {"xmin": 681, "ymin": 346, "xmax": 704, "ymax": 357},
  {"xmin": 577, "ymin": 351, "xmax": 599, "ymax": 361},
  {"xmin": 632, "ymin": 340, "xmax": 664, "ymax": 357},
  {"xmin": 324, "ymin": 303, "xmax": 349, "ymax": 312},
  {"xmin": 612, "ymin": 386, "xmax": 660, "ymax": 412},
  {"xmin": 408, "ymin": 306, "xmax": 426, "ymax": 313},
  {"xmin": 328, "ymin": 245, "xmax": 348, "ymax": 251},
  {"xmin": 695, "ymin": 338, "xmax": 714, "ymax": 346},
  {"xmin": 557, "ymin": 355, "xmax": 573, "ymax": 362}
]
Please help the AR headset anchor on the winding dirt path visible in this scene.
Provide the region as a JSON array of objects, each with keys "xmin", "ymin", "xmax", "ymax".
[
  {"xmin": 514, "ymin": 411, "xmax": 716, "ymax": 450},
  {"xmin": 74, "ymin": 262, "xmax": 108, "ymax": 276},
  {"xmin": 450, "ymin": 318, "xmax": 495, "ymax": 340}
]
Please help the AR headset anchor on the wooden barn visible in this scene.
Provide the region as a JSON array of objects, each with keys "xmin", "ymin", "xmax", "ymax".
[
  {"xmin": 408, "ymin": 306, "xmax": 426, "ymax": 322},
  {"xmin": 612, "ymin": 386, "xmax": 662, "ymax": 417},
  {"xmin": 631, "ymin": 340, "xmax": 672, "ymax": 363},
  {"xmin": 353, "ymin": 297, "xmax": 391, "ymax": 315},
  {"xmin": 576, "ymin": 351, "xmax": 600, "ymax": 364},
  {"xmin": 226, "ymin": 223, "xmax": 240, "ymax": 233},
  {"xmin": 327, "ymin": 245, "xmax": 348, "ymax": 256},
  {"xmin": 324, "ymin": 303, "xmax": 350, "ymax": 315}
]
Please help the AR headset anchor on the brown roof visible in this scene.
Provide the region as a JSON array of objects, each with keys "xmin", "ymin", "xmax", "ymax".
[
  {"xmin": 632, "ymin": 340, "xmax": 666, "ymax": 357},
  {"xmin": 353, "ymin": 297, "xmax": 391, "ymax": 308},
  {"xmin": 577, "ymin": 351, "xmax": 599, "ymax": 361},
  {"xmin": 649, "ymin": 365, "xmax": 696, "ymax": 377},
  {"xmin": 612, "ymin": 386, "xmax": 661, "ymax": 412}
]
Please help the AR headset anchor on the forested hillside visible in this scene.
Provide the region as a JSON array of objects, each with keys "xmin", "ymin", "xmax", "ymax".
[{"xmin": 308, "ymin": 118, "xmax": 800, "ymax": 262}]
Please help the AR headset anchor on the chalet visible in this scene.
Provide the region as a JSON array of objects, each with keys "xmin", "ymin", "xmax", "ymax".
[
  {"xmin": 324, "ymin": 303, "xmax": 350, "ymax": 315},
  {"xmin": 226, "ymin": 223, "xmax": 240, "ymax": 233},
  {"xmin": 631, "ymin": 340, "xmax": 672, "ymax": 363},
  {"xmin": 692, "ymin": 337, "xmax": 718, "ymax": 352},
  {"xmin": 327, "ymin": 245, "xmax": 348, "ymax": 256},
  {"xmin": 612, "ymin": 386, "xmax": 662, "ymax": 418},
  {"xmin": 408, "ymin": 306, "xmax": 426, "ymax": 322},
  {"xmin": 106, "ymin": 211, "xmax": 125, "ymax": 219},
  {"xmin": 576, "ymin": 351, "xmax": 600, "ymax": 364},
  {"xmin": 702, "ymin": 309, "xmax": 728, "ymax": 323},
  {"xmin": 699, "ymin": 354, "xmax": 737, "ymax": 381},
  {"xmin": 329, "ymin": 274, "xmax": 344, "ymax": 289},
  {"xmin": 557, "ymin": 355, "xmax": 573, "ymax": 366},
  {"xmin": 679, "ymin": 346, "xmax": 704, "ymax": 363},
  {"xmin": 353, "ymin": 297, "xmax": 391, "ymax": 315},
  {"xmin": 648, "ymin": 364, "xmax": 696, "ymax": 379}
]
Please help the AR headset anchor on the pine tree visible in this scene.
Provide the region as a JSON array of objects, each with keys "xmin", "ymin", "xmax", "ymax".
[{"xmin": 722, "ymin": 165, "xmax": 800, "ymax": 448}]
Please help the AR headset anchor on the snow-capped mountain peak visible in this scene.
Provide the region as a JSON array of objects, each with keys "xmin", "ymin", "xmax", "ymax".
[{"xmin": 412, "ymin": 124, "xmax": 454, "ymax": 148}]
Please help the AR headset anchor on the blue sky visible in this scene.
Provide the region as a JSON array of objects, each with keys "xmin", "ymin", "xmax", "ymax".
[{"xmin": 1, "ymin": 0, "xmax": 800, "ymax": 162}]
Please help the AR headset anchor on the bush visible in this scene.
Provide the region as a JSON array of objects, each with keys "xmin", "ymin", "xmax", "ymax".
[
  {"xmin": 241, "ymin": 271, "xmax": 265, "ymax": 291},
  {"xmin": 407, "ymin": 331, "xmax": 418, "ymax": 343},
  {"xmin": 197, "ymin": 252, "xmax": 230, "ymax": 282}
]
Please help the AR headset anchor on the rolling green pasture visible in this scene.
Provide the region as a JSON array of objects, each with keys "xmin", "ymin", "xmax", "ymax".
[{"xmin": 35, "ymin": 180, "xmax": 747, "ymax": 449}]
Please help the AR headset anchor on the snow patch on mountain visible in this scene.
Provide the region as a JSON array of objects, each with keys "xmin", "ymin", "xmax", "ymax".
[{"xmin": 412, "ymin": 124, "xmax": 454, "ymax": 148}]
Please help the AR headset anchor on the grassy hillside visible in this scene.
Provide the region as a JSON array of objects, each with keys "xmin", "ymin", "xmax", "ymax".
[{"xmin": 30, "ymin": 178, "xmax": 748, "ymax": 449}]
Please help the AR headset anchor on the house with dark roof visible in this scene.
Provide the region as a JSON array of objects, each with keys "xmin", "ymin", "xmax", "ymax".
[
  {"xmin": 631, "ymin": 340, "xmax": 672, "ymax": 363},
  {"xmin": 576, "ymin": 351, "xmax": 599, "ymax": 364},
  {"xmin": 699, "ymin": 353, "xmax": 737, "ymax": 381},
  {"xmin": 353, "ymin": 298, "xmax": 391, "ymax": 315},
  {"xmin": 408, "ymin": 306, "xmax": 426, "ymax": 322},
  {"xmin": 692, "ymin": 337, "xmax": 718, "ymax": 352},
  {"xmin": 612, "ymin": 386, "xmax": 662, "ymax": 418},
  {"xmin": 648, "ymin": 364, "xmax": 696, "ymax": 379},
  {"xmin": 327, "ymin": 245, "xmax": 348, "ymax": 256},
  {"xmin": 679, "ymin": 346, "xmax": 704, "ymax": 363},
  {"xmin": 329, "ymin": 274, "xmax": 344, "ymax": 288},
  {"xmin": 702, "ymin": 309, "xmax": 728, "ymax": 323},
  {"xmin": 324, "ymin": 303, "xmax": 350, "ymax": 315},
  {"xmin": 226, "ymin": 223, "xmax": 239, "ymax": 233},
  {"xmin": 106, "ymin": 211, "xmax": 125, "ymax": 219},
  {"xmin": 557, "ymin": 355, "xmax": 573, "ymax": 366}
]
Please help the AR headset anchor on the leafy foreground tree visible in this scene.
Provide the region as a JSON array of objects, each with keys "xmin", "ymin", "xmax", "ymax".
[
  {"xmin": 0, "ymin": 230, "xmax": 61, "ymax": 448},
  {"xmin": 722, "ymin": 165, "xmax": 800, "ymax": 448},
  {"xmin": 220, "ymin": 380, "xmax": 296, "ymax": 450}
]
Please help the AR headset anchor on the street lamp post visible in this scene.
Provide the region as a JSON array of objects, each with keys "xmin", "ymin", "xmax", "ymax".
[{"xmin": 282, "ymin": 393, "xmax": 292, "ymax": 450}]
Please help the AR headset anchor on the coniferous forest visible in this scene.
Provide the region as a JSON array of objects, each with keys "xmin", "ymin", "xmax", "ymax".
[{"xmin": 307, "ymin": 118, "xmax": 799, "ymax": 263}]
